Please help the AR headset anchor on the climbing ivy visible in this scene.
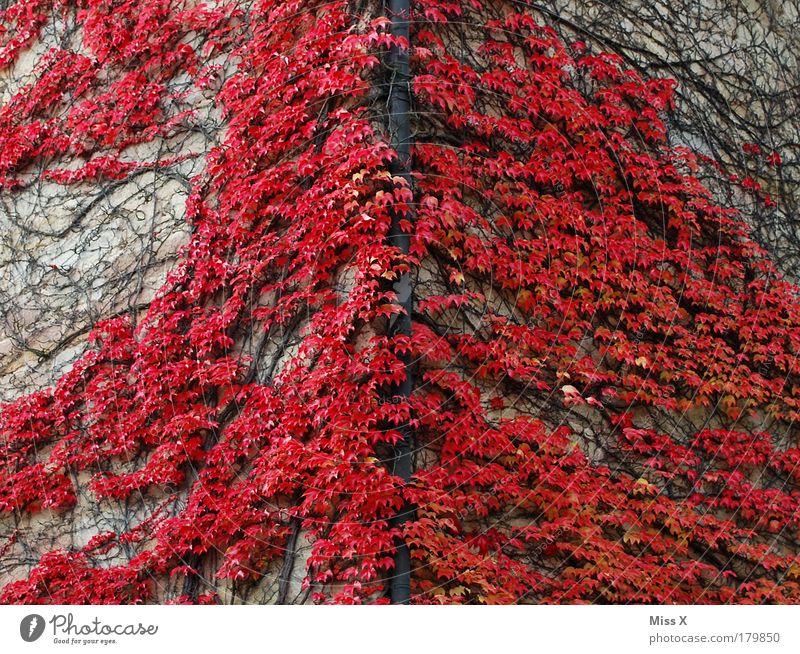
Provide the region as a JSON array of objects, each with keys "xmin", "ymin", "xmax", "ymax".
[{"xmin": 1, "ymin": 0, "xmax": 799, "ymax": 604}]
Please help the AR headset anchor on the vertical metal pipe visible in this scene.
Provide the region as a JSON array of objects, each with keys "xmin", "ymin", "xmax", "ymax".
[{"xmin": 386, "ymin": 0, "xmax": 413, "ymax": 606}]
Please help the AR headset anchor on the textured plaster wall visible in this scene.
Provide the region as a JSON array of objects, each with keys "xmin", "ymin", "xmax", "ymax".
[{"xmin": 0, "ymin": 14, "xmax": 223, "ymax": 403}]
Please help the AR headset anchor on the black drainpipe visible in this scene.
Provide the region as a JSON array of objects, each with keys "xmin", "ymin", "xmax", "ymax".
[{"xmin": 386, "ymin": 0, "xmax": 413, "ymax": 605}]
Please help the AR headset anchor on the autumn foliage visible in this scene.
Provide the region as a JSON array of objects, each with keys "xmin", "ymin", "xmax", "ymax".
[{"xmin": 1, "ymin": 0, "xmax": 800, "ymax": 604}]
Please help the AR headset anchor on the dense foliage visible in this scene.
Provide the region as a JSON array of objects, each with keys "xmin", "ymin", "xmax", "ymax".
[{"xmin": 1, "ymin": 0, "xmax": 799, "ymax": 604}]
